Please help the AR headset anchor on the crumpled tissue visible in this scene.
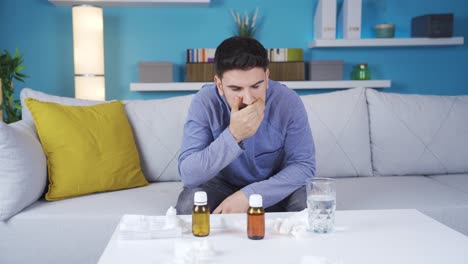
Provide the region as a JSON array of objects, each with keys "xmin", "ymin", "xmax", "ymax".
[
  {"xmin": 118, "ymin": 206, "xmax": 187, "ymax": 240},
  {"xmin": 171, "ymin": 240, "xmax": 217, "ymax": 264},
  {"xmin": 273, "ymin": 209, "xmax": 309, "ymax": 239}
]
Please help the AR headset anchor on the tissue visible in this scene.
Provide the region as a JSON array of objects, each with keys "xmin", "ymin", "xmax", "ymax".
[
  {"xmin": 118, "ymin": 206, "xmax": 187, "ymax": 240},
  {"xmin": 273, "ymin": 209, "xmax": 309, "ymax": 238},
  {"xmin": 173, "ymin": 240, "xmax": 217, "ymax": 264}
]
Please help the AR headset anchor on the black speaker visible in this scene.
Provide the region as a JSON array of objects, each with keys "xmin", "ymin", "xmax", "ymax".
[{"xmin": 411, "ymin": 13, "xmax": 453, "ymax": 38}]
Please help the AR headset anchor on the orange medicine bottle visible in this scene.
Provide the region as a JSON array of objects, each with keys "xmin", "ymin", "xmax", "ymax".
[{"xmin": 247, "ymin": 194, "xmax": 265, "ymax": 240}]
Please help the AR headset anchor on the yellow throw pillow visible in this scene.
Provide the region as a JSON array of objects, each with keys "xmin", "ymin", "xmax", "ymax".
[{"xmin": 25, "ymin": 98, "xmax": 148, "ymax": 201}]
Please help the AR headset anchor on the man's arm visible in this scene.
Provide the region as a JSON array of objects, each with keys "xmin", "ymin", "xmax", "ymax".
[
  {"xmin": 178, "ymin": 95, "xmax": 243, "ymax": 188},
  {"xmin": 241, "ymin": 97, "xmax": 316, "ymax": 208}
]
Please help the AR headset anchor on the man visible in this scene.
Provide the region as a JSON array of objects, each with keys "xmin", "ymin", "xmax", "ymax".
[{"xmin": 176, "ymin": 36, "xmax": 315, "ymax": 214}]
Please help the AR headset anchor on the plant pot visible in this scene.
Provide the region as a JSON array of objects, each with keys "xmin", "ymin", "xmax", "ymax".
[{"xmin": 375, "ymin": 23, "xmax": 395, "ymax": 38}]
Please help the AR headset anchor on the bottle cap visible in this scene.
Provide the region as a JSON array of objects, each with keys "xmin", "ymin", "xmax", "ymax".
[
  {"xmin": 194, "ymin": 191, "xmax": 207, "ymax": 205},
  {"xmin": 249, "ymin": 194, "xmax": 263, "ymax": 208}
]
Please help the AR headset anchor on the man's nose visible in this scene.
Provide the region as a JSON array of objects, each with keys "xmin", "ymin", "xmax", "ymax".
[{"xmin": 242, "ymin": 90, "xmax": 255, "ymax": 105}]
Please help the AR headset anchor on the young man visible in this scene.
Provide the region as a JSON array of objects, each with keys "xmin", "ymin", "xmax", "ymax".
[{"xmin": 176, "ymin": 36, "xmax": 315, "ymax": 214}]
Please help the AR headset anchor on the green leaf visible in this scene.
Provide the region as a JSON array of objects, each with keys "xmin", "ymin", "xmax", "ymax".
[{"xmin": 15, "ymin": 65, "xmax": 26, "ymax": 72}]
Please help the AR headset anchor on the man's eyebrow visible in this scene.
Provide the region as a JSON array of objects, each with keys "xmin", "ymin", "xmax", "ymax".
[{"xmin": 226, "ymin": 80, "xmax": 264, "ymax": 89}]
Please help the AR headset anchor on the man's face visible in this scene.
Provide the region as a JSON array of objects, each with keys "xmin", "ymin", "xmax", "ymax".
[{"xmin": 214, "ymin": 67, "xmax": 269, "ymax": 110}]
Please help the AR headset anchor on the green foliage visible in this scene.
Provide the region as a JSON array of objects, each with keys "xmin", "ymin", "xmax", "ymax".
[{"xmin": 0, "ymin": 48, "xmax": 29, "ymax": 123}]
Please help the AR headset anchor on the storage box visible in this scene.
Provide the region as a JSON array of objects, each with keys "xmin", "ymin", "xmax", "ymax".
[
  {"xmin": 307, "ymin": 60, "xmax": 344, "ymax": 81},
  {"xmin": 269, "ymin": 62, "xmax": 305, "ymax": 81},
  {"xmin": 411, "ymin": 13, "xmax": 453, "ymax": 38},
  {"xmin": 186, "ymin": 62, "xmax": 305, "ymax": 82},
  {"xmin": 138, "ymin": 62, "xmax": 173, "ymax": 83},
  {"xmin": 186, "ymin": 63, "xmax": 215, "ymax": 82}
]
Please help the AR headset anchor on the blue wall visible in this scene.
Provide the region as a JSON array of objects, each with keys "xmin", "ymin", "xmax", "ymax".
[{"xmin": 1, "ymin": 0, "xmax": 467, "ymax": 100}]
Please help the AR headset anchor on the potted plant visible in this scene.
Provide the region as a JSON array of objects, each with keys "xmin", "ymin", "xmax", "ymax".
[
  {"xmin": 230, "ymin": 8, "xmax": 261, "ymax": 38},
  {"xmin": 0, "ymin": 48, "xmax": 28, "ymax": 123}
]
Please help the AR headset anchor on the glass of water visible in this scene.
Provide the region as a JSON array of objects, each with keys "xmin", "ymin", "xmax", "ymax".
[{"xmin": 306, "ymin": 178, "xmax": 336, "ymax": 233}]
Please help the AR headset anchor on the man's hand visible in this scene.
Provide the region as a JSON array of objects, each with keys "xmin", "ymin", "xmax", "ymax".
[
  {"xmin": 229, "ymin": 96, "xmax": 265, "ymax": 143},
  {"xmin": 213, "ymin": 191, "xmax": 249, "ymax": 214}
]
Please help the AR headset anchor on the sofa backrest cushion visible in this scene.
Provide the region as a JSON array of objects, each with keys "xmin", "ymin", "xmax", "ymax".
[
  {"xmin": 0, "ymin": 121, "xmax": 47, "ymax": 220},
  {"xmin": 21, "ymin": 88, "xmax": 192, "ymax": 182},
  {"xmin": 301, "ymin": 87, "xmax": 373, "ymax": 177},
  {"xmin": 21, "ymin": 88, "xmax": 103, "ymax": 129},
  {"xmin": 367, "ymin": 89, "xmax": 468, "ymax": 176},
  {"xmin": 124, "ymin": 96, "xmax": 193, "ymax": 182}
]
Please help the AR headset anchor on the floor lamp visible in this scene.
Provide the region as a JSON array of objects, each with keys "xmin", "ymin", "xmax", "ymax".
[{"xmin": 72, "ymin": 5, "xmax": 105, "ymax": 101}]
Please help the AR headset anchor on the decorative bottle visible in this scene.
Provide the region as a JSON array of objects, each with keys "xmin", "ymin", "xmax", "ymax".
[
  {"xmin": 352, "ymin": 63, "xmax": 371, "ymax": 80},
  {"xmin": 247, "ymin": 194, "xmax": 265, "ymax": 240},
  {"xmin": 192, "ymin": 191, "xmax": 210, "ymax": 237}
]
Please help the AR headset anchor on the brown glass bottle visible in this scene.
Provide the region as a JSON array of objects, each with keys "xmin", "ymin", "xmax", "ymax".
[
  {"xmin": 247, "ymin": 194, "xmax": 265, "ymax": 240},
  {"xmin": 192, "ymin": 191, "xmax": 210, "ymax": 237}
]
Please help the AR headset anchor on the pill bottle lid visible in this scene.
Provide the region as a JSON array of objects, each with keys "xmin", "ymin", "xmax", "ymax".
[
  {"xmin": 249, "ymin": 194, "xmax": 263, "ymax": 208},
  {"xmin": 194, "ymin": 191, "xmax": 207, "ymax": 205}
]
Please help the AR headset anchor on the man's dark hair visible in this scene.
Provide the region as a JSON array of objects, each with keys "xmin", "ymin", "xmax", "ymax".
[{"xmin": 214, "ymin": 36, "xmax": 269, "ymax": 78}]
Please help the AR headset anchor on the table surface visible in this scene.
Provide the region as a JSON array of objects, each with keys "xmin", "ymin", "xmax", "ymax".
[{"xmin": 98, "ymin": 209, "xmax": 468, "ymax": 264}]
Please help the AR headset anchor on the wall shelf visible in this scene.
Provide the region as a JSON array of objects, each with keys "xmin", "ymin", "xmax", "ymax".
[
  {"xmin": 48, "ymin": 0, "xmax": 210, "ymax": 7},
  {"xmin": 130, "ymin": 80, "xmax": 392, "ymax": 91},
  {"xmin": 308, "ymin": 37, "xmax": 464, "ymax": 48}
]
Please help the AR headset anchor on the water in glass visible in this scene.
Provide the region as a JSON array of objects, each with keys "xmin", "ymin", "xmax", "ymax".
[{"xmin": 307, "ymin": 194, "xmax": 336, "ymax": 233}]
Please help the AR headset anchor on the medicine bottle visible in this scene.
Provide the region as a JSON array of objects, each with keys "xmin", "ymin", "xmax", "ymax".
[
  {"xmin": 192, "ymin": 191, "xmax": 210, "ymax": 237},
  {"xmin": 247, "ymin": 194, "xmax": 265, "ymax": 240}
]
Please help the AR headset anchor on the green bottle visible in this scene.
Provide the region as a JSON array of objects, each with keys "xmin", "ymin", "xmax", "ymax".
[{"xmin": 352, "ymin": 63, "xmax": 371, "ymax": 80}]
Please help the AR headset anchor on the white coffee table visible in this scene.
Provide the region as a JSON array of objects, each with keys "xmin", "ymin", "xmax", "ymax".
[{"xmin": 98, "ymin": 209, "xmax": 468, "ymax": 264}]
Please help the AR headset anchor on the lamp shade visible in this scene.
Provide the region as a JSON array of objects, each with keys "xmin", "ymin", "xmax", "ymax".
[{"xmin": 72, "ymin": 5, "xmax": 105, "ymax": 100}]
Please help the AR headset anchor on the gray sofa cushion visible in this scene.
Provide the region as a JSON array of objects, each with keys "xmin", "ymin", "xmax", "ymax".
[
  {"xmin": 125, "ymin": 96, "xmax": 192, "ymax": 182},
  {"xmin": 0, "ymin": 182, "xmax": 183, "ymax": 264},
  {"xmin": 335, "ymin": 175, "xmax": 468, "ymax": 235},
  {"xmin": 367, "ymin": 89, "xmax": 468, "ymax": 176},
  {"xmin": 20, "ymin": 88, "xmax": 103, "ymax": 129},
  {"xmin": 301, "ymin": 88, "xmax": 372, "ymax": 177},
  {"xmin": 429, "ymin": 174, "xmax": 468, "ymax": 194},
  {"xmin": 0, "ymin": 121, "xmax": 47, "ymax": 220}
]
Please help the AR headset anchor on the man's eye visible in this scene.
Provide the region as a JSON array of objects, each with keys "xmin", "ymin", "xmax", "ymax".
[
  {"xmin": 252, "ymin": 86, "xmax": 259, "ymax": 89},
  {"xmin": 232, "ymin": 88, "xmax": 241, "ymax": 92}
]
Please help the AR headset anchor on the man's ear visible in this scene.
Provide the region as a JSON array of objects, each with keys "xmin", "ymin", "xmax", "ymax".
[
  {"xmin": 265, "ymin": 68, "xmax": 270, "ymax": 80},
  {"xmin": 214, "ymin": 75, "xmax": 224, "ymax": 96}
]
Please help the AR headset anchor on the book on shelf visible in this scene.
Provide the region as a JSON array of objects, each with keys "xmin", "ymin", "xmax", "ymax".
[
  {"xmin": 339, "ymin": 0, "xmax": 362, "ymax": 39},
  {"xmin": 314, "ymin": 0, "xmax": 337, "ymax": 40},
  {"xmin": 186, "ymin": 48, "xmax": 216, "ymax": 63},
  {"xmin": 267, "ymin": 48, "xmax": 303, "ymax": 62}
]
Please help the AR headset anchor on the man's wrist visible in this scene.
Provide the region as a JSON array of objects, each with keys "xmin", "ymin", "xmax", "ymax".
[{"xmin": 228, "ymin": 126, "xmax": 242, "ymax": 143}]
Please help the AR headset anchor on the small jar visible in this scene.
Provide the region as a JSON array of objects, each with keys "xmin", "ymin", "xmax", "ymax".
[
  {"xmin": 192, "ymin": 191, "xmax": 210, "ymax": 237},
  {"xmin": 352, "ymin": 63, "xmax": 371, "ymax": 80},
  {"xmin": 247, "ymin": 194, "xmax": 265, "ymax": 240}
]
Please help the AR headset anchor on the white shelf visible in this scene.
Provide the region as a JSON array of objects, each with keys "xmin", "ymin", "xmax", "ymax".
[
  {"xmin": 130, "ymin": 80, "xmax": 391, "ymax": 91},
  {"xmin": 309, "ymin": 37, "xmax": 464, "ymax": 48},
  {"xmin": 48, "ymin": 0, "xmax": 210, "ymax": 7}
]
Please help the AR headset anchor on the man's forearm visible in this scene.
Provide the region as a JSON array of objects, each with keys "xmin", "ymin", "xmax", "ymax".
[
  {"xmin": 241, "ymin": 161, "xmax": 315, "ymax": 208},
  {"xmin": 178, "ymin": 128, "xmax": 243, "ymax": 188}
]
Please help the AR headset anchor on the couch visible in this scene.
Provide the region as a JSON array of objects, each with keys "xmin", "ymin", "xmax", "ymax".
[{"xmin": 1, "ymin": 86, "xmax": 467, "ymax": 264}]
